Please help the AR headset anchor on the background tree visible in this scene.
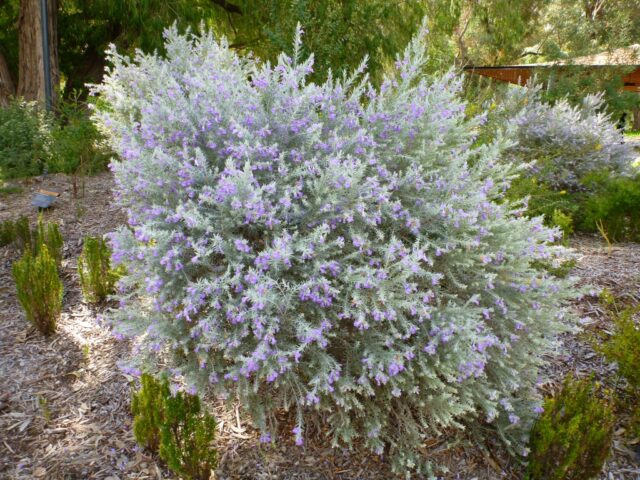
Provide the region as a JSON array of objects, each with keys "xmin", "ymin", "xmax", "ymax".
[{"xmin": 0, "ymin": 0, "xmax": 58, "ymax": 106}]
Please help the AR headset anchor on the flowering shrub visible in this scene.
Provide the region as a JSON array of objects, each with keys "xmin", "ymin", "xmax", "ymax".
[
  {"xmin": 93, "ymin": 27, "xmax": 577, "ymax": 472},
  {"xmin": 484, "ymin": 84, "xmax": 636, "ymax": 191}
]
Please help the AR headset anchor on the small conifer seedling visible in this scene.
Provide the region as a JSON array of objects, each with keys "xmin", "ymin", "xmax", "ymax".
[
  {"xmin": 12, "ymin": 245, "xmax": 63, "ymax": 335},
  {"xmin": 32, "ymin": 215, "xmax": 63, "ymax": 266},
  {"xmin": 159, "ymin": 389, "xmax": 217, "ymax": 480},
  {"xmin": 13, "ymin": 215, "xmax": 31, "ymax": 251},
  {"xmin": 526, "ymin": 376, "xmax": 615, "ymax": 480},
  {"xmin": 132, "ymin": 373, "xmax": 169, "ymax": 452},
  {"xmin": 78, "ymin": 235, "xmax": 123, "ymax": 303},
  {"xmin": 132, "ymin": 374, "xmax": 218, "ymax": 480},
  {"xmin": 0, "ymin": 218, "xmax": 16, "ymax": 247}
]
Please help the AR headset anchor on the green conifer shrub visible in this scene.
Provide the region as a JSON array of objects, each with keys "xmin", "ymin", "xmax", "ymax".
[
  {"xmin": 525, "ymin": 376, "xmax": 615, "ymax": 480},
  {"xmin": 131, "ymin": 373, "xmax": 218, "ymax": 480},
  {"xmin": 14, "ymin": 216, "xmax": 31, "ymax": 251},
  {"xmin": 32, "ymin": 216, "xmax": 63, "ymax": 266},
  {"xmin": 9, "ymin": 215, "xmax": 64, "ymax": 262},
  {"xmin": 12, "ymin": 246, "xmax": 63, "ymax": 336},
  {"xmin": 550, "ymin": 209, "xmax": 573, "ymax": 245},
  {"xmin": 94, "ymin": 26, "xmax": 578, "ymax": 472},
  {"xmin": 0, "ymin": 218, "xmax": 17, "ymax": 247},
  {"xmin": 159, "ymin": 389, "xmax": 217, "ymax": 480},
  {"xmin": 131, "ymin": 373, "xmax": 169, "ymax": 452},
  {"xmin": 78, "ymin": 235, "xmax": 123, "ymax": 303}
]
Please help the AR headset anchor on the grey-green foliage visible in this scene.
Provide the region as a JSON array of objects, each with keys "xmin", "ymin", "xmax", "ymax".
[
  {"xmin": 483, "ymin": 83, "xmax": 636, "ymax": 191},
  {"xmin": 94, "ymin": 27, "xmax": 578, "ymax": 473}
]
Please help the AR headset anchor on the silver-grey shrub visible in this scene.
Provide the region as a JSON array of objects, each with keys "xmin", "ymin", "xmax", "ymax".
[
  {"xmin": 487, "ymin": 83, "xmax": 636, "ymax": 191},
  {"xmin": 92, "ymin": 27, "xmax": 577, "ymax": 472}
]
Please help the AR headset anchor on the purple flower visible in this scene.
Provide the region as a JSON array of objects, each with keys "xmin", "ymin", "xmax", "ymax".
[{"xmin": 234, "ymin": 239, "xmax": 251, "ymax": 253}]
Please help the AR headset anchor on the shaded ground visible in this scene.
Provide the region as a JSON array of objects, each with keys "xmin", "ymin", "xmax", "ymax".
[{"xmin": 0, "ymin": 173, "xmax": 638, "ymax": 479}]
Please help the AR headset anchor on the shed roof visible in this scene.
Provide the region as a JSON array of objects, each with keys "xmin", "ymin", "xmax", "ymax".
[{"xmin": 463, "ymin": 45, "xmax": 640, "ymax": 92}]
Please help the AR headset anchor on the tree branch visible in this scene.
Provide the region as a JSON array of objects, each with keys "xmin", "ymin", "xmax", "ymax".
[{"xmin": 211, "ymin": 0, "xmax": 242, "ymax": 15}]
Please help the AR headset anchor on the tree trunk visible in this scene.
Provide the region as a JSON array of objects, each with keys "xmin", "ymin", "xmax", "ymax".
[
  {"xmin": 633, "ymin": 106, "xmax": 640, "ymax": 132},
  {"xmin": 17, "ymin": 0, "xmax": 58, "ymax": 106},
  {"xmin": 0, "ymin": 49, "xmax": 16, "ymax": 106}
]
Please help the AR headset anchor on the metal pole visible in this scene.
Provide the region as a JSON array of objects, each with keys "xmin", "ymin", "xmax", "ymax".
[{"xmin": 40, "ymin": 0, "xmax": 52, "ymax": 111}]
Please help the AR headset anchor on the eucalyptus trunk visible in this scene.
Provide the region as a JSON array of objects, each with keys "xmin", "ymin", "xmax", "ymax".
[
  {"xmin": 0, "ymin": 49, "xmax": 15, "ymax": 106},
  {"xmin": 17, "ymin": 0, "xmax": 58, "ymax": 106}
]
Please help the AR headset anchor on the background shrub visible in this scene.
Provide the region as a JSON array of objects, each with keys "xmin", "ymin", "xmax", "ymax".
[
  {"xmin": 483, "ymin": 84, "xmax": 639, "ymax": 239},
  {"xmin": 487, "ymin": 84, "xmax": 635, "ymax": 191},
  {"xmin": 0, "ymin": 99, "xmax": 50, "ymax": 180},
  {"xmin": 132, "ymin": 373, "xmax": 217, "ymax": 480},
  {"xmin": 581, "ymin": 173, "xmax": 640, "ymax": 242},
  {"xmin": 48, "ymin": 93, "xmax": 111, "ymax": 196},
  {"xmin": 12, "ymin": 245, "xmax": 63, "ymax": 336},
  {"xmin": 0, "ymin": 95, "xmax": 110, "ymax": 187},
  {"xmin": 78, "ymin": 235, "xmax": 123, "ymax": 303},
  {"xmin": 94, "ymin": 27, "xmax": 576, "ymax": 472},
  {"xmin": 525, "ymin": 376, "xmax": 615, "ymax": 480},
  {"xmin": 596, "ymin": 292, "xmax": 640, "ymax": 389}
]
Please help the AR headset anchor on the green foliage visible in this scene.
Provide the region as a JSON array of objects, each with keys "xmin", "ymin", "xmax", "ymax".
[
  {"xmin": 31, "ymin": 216, "xmax": 64, "ymax": 266},
  {"xmin": 13, "ymin": 216, "xmax": 31, "ymax": 251},
  {"xmin": 595, "ymin": 291, "xmax": 640, "ymax": 445},
  {"xmin": 530, "ymin": 258, "xmax": 577, "ymax": 279},
  {"xmin": 0, "ymin": 215, "xmax": 51, "ymax": 252},
  {"xmin": 526, "ymin": 376, "xmax": 615, "ymax": 480},
  {"xmin": 581, "ymin": 173, "xmax": 640, "ymax": 242},
  {"xmin": 596, "ymin": 291, "xmax": 640, "ymax": 390},
  {"xmin": 48, "ymin": 92, "xmax": 110, "ymax": 192},
  {"xmin": 131, "ymin": 373, "xmax": 170, "ymax": 452},
  {"xmin": 159, "ymin": 389, "xmax": 217, "ymax": 480},
  {"xmin": 12, "ymin": 246, "xmax": 63, "ymax": 336},
  {"xmin": 0, "ymin": 100, "xmax": 50, "ymax": 180},
  {"xmin": 131, "ymin": 374, "xmax": 218, "ymax": 480},
  {"xmin": 210, "ymin": 0, "xmax": 430, "ymax": 83},
  {"xmin": 550, "ymin": 209, "xmax": 573, "ymax": 243},
  {"xmin": 0, "ymin": 218, "xmax": 17, "ymax": 247},
  {"xmin": 78, "ymin": 235, "xmax": 123, "ymax": 303},
  {"xmin": 0, "ymin": 183, "xmax": 23, "ymax": 196}
]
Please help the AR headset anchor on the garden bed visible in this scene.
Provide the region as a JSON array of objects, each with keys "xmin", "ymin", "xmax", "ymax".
[{"xmin": 0, "ymin": 173, "xmax": 638, "ymax": 479}]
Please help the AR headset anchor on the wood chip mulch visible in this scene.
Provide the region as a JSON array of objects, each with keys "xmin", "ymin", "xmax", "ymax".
[{"xmin": 0, "ymin": 173, "xmax": 638, "ymax": 479}]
